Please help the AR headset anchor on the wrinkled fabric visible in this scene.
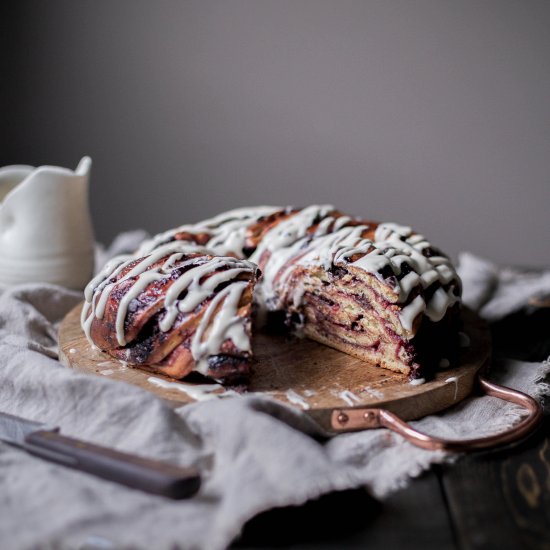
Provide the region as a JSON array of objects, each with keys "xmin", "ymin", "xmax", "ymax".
[{"xmin": 0, "ymin": 242, "xmax": 549, "ymax": 550}]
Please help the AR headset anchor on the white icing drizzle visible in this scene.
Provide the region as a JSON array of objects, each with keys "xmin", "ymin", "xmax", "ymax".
[
  {"xmin": 247, "ymin": 211, "xmax": 460, "ymax": 335},
  {"xmin": 296, "ymin": 225, "xmax": 370, "ymax": 271},
  {"xmin": 115, "ymin": 270, "xmax": 164, "ymax": 345},
  {"xmin": 253, "ymin": 205, "xmax": 333, "ymax": 256},
  {"xmin": 159, "ymin": 258, "xmax": 252, "ymax": 333},
  {"xmin": 445, "ymin": 376, "xmax": 459, "ymax": 400},
  {"xmin": 363, "ymin": 386, "xmax": 384, "ymax": 399},
  {"xmin": 190, "ymin": 281, "xmax": 251, "ymax": 374},
  {"xmin": 250, "ymin": 205, "xmax": 335, "ymax": 304},
  {"xmin": 81, "ymin": 253, "xmax": 133, "ymax": 341},
  {"xmin": 81, "ymin": 242, "xmax": 208, "ymax": 342},
  {"xmin": 285, "ymin": 389, "xmax": 310, "ymax": 410},
  {"xmin": 399, "ymin": 295, "xmax": 426, "ymax": 333},
  {"xmin": 82, "ymin": 241, "xmax": 255, "ymax": 369},
  {"xmin": 82, "ymin": 205, "xmax": 462, "ymax": 378},
  {"xmin": 147, "ymin": 377, "xmax": 239, "ymax": 400},
  {"xmin": 338, "ymin": 390, "xmax": 361, "ymax": 406},
  {"xmin": 333, "ymin": 215, "xmax": 352, "ymax": 231},
  {"xmin": 409, "ymin": 378, "xmax": 426, "ymax": 386},
  {"xmin": 368, "ymin": 223, "xmax": 461, "ymax": 329},
  {"xmin": 138, "ymin": 206, "xmax": 281, "ymax": 257}
]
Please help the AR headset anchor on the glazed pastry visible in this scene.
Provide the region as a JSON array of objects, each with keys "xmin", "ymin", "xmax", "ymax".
[
  {"xmin": 82, "ymin": 205, "xmax": 461, "ymax": 385},
  {"xmin": 82, "ymin": 243, "xmax": 259, "ymax": 386}
]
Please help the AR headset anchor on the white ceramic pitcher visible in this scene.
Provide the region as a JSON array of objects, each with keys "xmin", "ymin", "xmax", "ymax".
[{"xmin": 0, "ymin": 156, "xmax": 95, "ymax": 289}]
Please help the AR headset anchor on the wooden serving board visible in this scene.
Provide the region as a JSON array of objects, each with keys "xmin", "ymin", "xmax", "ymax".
[{"xmin": 59, "ymin": 305, "xmax": 490, "ymax": 420}]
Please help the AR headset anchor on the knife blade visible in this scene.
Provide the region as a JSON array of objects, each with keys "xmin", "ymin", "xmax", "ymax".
[{"xmin": 0, "ymin": 410, "xmax": 201, "ymax": 499}]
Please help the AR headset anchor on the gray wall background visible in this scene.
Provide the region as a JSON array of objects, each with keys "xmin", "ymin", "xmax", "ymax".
[{"xmin": 2, "ymin": 0, "xmax": 549, "ymax": 266}]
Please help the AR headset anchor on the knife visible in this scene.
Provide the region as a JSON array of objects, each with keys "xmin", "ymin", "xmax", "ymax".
[{"xmin": 0, "ymin": 410, "xmax": 201, "ymax": 499}]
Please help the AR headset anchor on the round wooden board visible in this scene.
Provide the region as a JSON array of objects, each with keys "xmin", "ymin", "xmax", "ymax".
[{"xmin": 59, "ymin": 305, "xmax": 490, "ymax": 421}]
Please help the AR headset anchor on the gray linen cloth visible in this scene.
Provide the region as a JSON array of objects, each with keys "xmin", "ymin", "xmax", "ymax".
[{"xmin": 0, "ymin": 236, "xmax": 549, "ymax": 550}]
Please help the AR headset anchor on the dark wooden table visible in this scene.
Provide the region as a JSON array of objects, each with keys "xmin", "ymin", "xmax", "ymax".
[{"xmin": 234, "ymin": 307, "xmax": 550, "ymax": 549}]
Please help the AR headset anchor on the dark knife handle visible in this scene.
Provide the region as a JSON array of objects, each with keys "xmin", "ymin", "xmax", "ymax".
[{"xmin": 24, "ymin": 430, "xmax": 201, "ymax": 499}]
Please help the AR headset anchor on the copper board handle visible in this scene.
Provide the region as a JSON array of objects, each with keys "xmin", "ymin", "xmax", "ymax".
[{"xmin": 330, "ymin": 375, "xmax": 543, "ymax": 452}]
